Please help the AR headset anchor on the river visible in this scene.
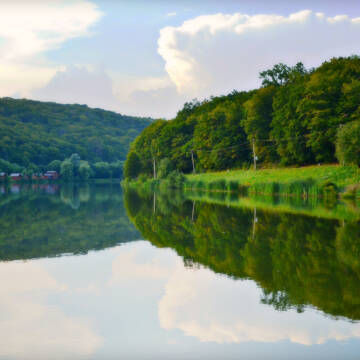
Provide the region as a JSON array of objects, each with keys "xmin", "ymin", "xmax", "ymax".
[{"xmin": 0, "ymin": 183, "xmax": 359, "ymax": 359}]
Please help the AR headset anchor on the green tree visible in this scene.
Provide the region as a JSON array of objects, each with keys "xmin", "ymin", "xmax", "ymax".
[
  {"xmin": 298, "ymin": 56, "xmax": 360, "ymax": 162},
  {"xmin": 157, "ymin": 158, "xmax": 173, "ymax": 179},
  {"xmin": 259, "ymin": 63, "xmax": 292, "ymax": 87},
  {"xmin": 79, "ymin": 161, "xmax": 92, "ymax": 181},
  {"xmin": 336, "ymin": 121, "xmax": 360, "ymax": 166},
  {"xmin": 124, "ymin": 152, "xmax": 142, "ymax": 179},
  {"xmin": 60, "ymin": 160, "xmax": 74, "ymax": 181},
  {"xmin": 70, "ymin": 153, "xmax": 81, "ymax": 178},
  {"xmin": 93, "ymin": 162, "xmax": 112, "ymax": 178},
  {"xmin": 47, "ymin": 160, "xmax": 62, "ymax": 172},
  {"xmin": 271, "ymin": 68, "xmax": 313, "ymax": 165},
  {"xmin": 243, "ymin": 86, "xmax": 278, "ymax": 164}
]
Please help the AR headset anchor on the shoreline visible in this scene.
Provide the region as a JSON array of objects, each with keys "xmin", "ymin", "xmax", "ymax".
[{"xmin": 123, "ymin": 164, "xmax": 360, "ymax": 200}]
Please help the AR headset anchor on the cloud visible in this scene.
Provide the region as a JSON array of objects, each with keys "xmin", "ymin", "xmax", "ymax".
[
  {"xmin": 0, "ymin": 0, "xmax": 102, "ymax": 97},
  {"xmin": 33, "ymin": 65, "xmax": 119, "ymax": 109},
  {"xmin": 0, "ymin": 261, "xmax": 102, "ymax": 359},
  {"xmin": 167, "ymin": 12, "xmax": 177, "ymax": 17},
  {"xmin": 158, "ymin": 263, "xmax": 360, "ymax": 345},
  {"xmin": 33, "ymin": 65, "xmax": 188, "ymax": 118},
  {"xmin": 158, "ymin": 10, "xmax": 360, "ymax": 98}
]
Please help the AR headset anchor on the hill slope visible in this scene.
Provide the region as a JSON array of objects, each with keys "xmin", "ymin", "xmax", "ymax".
[{"xmin": 0, "ymin": 97, "xmax": 152, "ymax": 166}]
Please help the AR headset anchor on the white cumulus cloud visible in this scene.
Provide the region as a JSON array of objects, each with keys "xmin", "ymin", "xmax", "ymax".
[{"xmin": 158, "ymin": 10, "xmax": 360, "ymax": 98}]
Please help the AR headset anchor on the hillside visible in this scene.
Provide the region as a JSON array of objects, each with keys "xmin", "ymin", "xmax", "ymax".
[
  {"xmin": 124, "ymin": 56, "xmax": 360, "ymax": 179},
  {"xmin": 0, "ymin": 97, "xmax": 152, "ymax": 167}
]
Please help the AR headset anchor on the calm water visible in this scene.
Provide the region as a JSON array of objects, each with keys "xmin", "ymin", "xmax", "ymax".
[{"xmin": 1, "ymin": 183, "xmax": 360, "ymax": 359}]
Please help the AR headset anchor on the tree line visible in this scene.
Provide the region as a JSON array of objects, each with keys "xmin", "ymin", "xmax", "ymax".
[
  {"xmin": 0, "ymin": 154, "xmax": 123, "ymax": 180},
  {"xmin": 124, "ymin": 56, "xmax": 360, "ymax": 179}
]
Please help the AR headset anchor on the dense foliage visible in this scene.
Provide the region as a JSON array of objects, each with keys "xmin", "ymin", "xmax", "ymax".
[
  {"xmin": 125, "ymin": 56, "xmax": 360, "ymax": 178},
  {"xmin": 0, "ymin": 97, "xmax": 151, "ymax": 167},
  {"xmin": 336, "ymin": 121, "xmax": 360, "ymax": 166}
]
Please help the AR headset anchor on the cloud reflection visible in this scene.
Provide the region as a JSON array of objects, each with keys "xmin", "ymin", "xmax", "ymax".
[
  {"xmin": 158, "ymin": 262, "xmax": 360, "ymax": 345},
  {"xmin": 0, "ymin": 261, "xmax": 102, "ymax": 359}
]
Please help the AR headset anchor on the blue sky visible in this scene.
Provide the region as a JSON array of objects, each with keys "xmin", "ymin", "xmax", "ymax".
[{"xmin": 1, "ymin": 0, "xmax": 360, "ymax": 118}]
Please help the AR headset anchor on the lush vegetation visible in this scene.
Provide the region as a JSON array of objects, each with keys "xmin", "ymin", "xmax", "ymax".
[
  {"xmin": 0, "ymin": 97, "xmax": 151, "ymax": 168},
  {"xmin": 0, "ymin": 183, "xmax": 139, "ymax": 260},
  {"xmin": 125, "ymin": 188, "xmax": 360, "ymax": 321},
  {"xmin": 184, "ymin": 164, "xmax": 360, "ymax": 198},
  {"xmin": 125, "ymin": 56, "xmax": 360, "ymax": 181}
]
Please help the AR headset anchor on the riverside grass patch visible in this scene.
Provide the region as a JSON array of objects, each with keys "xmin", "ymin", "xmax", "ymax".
[{"xmin": 184, "ymin": 165, "xmax": 360, "ymax": 198}]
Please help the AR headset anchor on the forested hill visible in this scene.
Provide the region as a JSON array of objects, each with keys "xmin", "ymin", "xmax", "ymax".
[
  {"xmin": 124, "ymin": 56, "xmax": 360, "ymax": 179},
  {"xmin": 0, "ymin": 97, "xmax": 152, "ymax": 166}
]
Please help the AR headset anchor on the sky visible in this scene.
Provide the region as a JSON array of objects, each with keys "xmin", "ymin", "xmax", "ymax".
[{"xmin": 1, "ymin": 0, "xmax": 360, "ymax": 119}]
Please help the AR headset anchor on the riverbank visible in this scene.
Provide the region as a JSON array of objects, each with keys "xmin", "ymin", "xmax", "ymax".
[
  {"xmin": 123, "ymin": 164, "xmax": 360, "ymax": 199},
  {"xmin": 184, "ymin": 165, "xmax": 360, "ymax": 199}
]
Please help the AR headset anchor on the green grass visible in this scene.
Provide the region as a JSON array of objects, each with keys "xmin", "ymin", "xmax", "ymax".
[{"xmin": 185, "ymin": 164, "xmax": 360, "ymax": 197}]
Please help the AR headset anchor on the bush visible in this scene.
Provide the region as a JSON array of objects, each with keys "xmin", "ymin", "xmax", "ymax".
[{"xmin": 336, "ymin": 120, "xmax": 360, "ymax": 166}]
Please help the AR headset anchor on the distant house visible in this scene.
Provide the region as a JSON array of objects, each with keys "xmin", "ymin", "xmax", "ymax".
[
  {"xmin": 10, "ymin": 173, "xmax": 22, "ymax": 181},
  {"xmin": 43, "ymin": 171, "xmax": 59, "ymax": 180},
  {"xmin": 0, "ymin": 172, "xmax": 6, "ymax": 180}
]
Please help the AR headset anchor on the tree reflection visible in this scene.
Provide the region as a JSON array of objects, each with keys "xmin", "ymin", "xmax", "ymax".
[
  {"xmin": 0, "ymin": 183, "xmax": 139, "ymax": 260},
  {"xmin": 125, "ymin": 189, "xmax": 360, "ymax": 321}
]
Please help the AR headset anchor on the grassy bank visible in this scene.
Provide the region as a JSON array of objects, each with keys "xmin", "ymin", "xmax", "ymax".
[{"xmin": 184, "ymin": 165, "xmax": 360, "ymax": 198}]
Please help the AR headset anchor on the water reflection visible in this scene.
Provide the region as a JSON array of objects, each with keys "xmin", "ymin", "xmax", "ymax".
[
  {"xmin": 124, "ymin": 189, "xmax": 360, "ymax": 322},
  {"xmin": 0, "ymin": 183, "xmax": 140, "ymax": 260},
  {"xmin": 1, "ymin": 185, "xmax": 360, "ymax": 358}
]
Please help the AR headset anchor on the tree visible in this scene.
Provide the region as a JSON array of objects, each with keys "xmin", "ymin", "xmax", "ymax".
[
  {"xmin": 109, "ymin": 161, "xmax": 123, "ymax": 178},
  {"xmin": 259, "ymin": 63, "xmax": 292, "ymax": 87},
  {"xmin": 298, "ymin": 56, "xmax": 360, "ymax": 162},
  {"xmin": 157, "ymin": 158, "xmax": 173, "ymax": 179},
  {"xmin": 194, "ymin": 98, "xmax": 250, "ymax": 171},
  {"xmin": 60, "ymin": 160, "xmax": 74, "ymax": 181},
  {"xmin": 271, "ymin": 69, "xmax": 313, "ymax": 165},
  {"xmin": 124, "ymin": 152, "xmax": 142, "ymax": 179},
  {"xmin": 79, "ymin": 161, "xmax": 92, "ymax": 181},
  {"xmin": 47, "ymin": 160, "xmax": 62, "ymax": 172},
  {"xmin": 70, "ymin": 153, "xmax": 81, "ymax": 178},
  {"xmin": 244, "ymin": 86, "xmax": 278, "ymax": 164},
  {"xmin": 0, "ymin": 159, "xmax": 14, "ymax": 174},
  {"xmin": 336, "ymin": 121, "xmax": 360, "ymax": 166},
  {"xmin": 93, "ymin": 162, "xmax": 112, "ymax": 178}
]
